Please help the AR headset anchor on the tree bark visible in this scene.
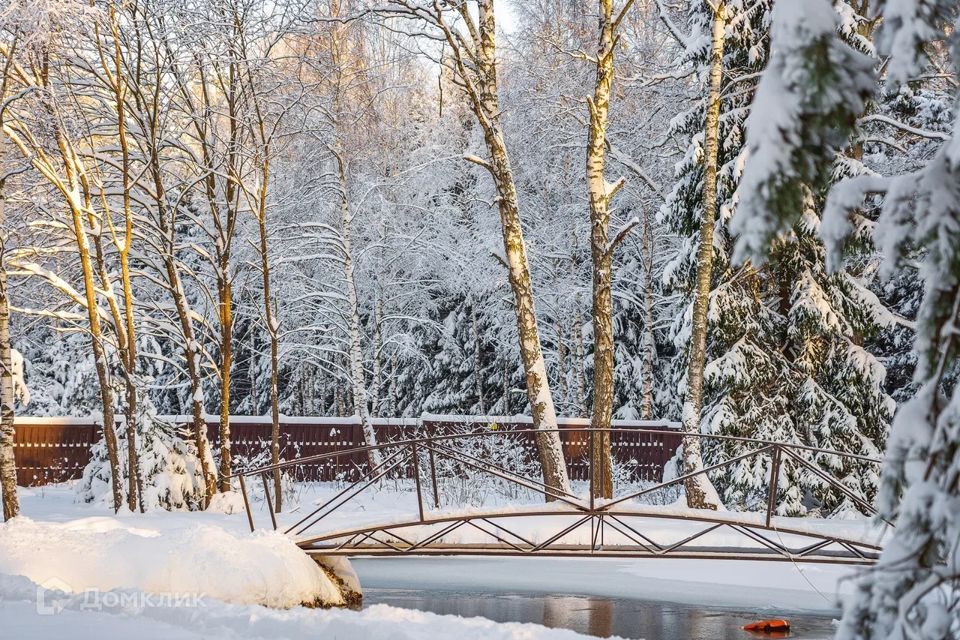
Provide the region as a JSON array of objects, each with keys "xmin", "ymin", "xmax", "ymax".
[
  {"xmin": 0, "ymin": 189, "xmax": 20, "ymax": 521},
  {"xmin": 217, "ymin": 274, "xmax": 233, "ymax": 493},
  {"xmin": 471, "ymin": 300, "xmax": 487, "ymax": 415},
  {"xmin": 147, "ymin": 146, "xmax": 218, "ymax": 505},
  {"xmin": 681, "ymin": 2, "xmax": 726, "ymax": 511},
  {"xmin": 71, "ymin": 192, "xmax": 123, "ymax": 512},
  {"xmin": 586, "ymin": 0, "xmax": 619, "ymax": 500},
  {"xmin": 336, "ymin": 146, "xmax": 384, "ymax": 473},
  {"xmin": 438, "ymin": 0, "xmax": 571, "ymax": 498},
  {"xmin": 254, "ymin": 159, "xmax": 283, "ymax": 513},
  {"xmin": 1, "ymin": 60, "xmax": 125, "ymax": 513},
  {"xmin": 573, "ymin": 304, "xmax": 587, "ymax": 418},
  {"xmin": 103, "ymin": 14, "xmax": 143, "ymax": 512}
]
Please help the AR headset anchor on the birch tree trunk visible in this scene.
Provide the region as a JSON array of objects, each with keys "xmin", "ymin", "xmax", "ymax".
[
  {"xmin": 0, "ymin": 189, "xmax": 20, "ymax": 521},
  {"xmin": 370, "ymin": 222, "xmax": 387, "ymax": 418},
  {"xmin": 73, "ymin": 205, "xmax": 123, "ymax": 512},
  {"xmin": 371, "ymin": 289, "xmax": 384, "ymax": 417},
  {"xmin": 425, "ymin": 0, "xmax": 571, "ymax": 498},
  {"xmin": 87, "ymin": 222, "xmax": 139, "ymax": 512},
  {"xmin": 336, "ymin": 147, "xmax": 383, "ymax": 472},
  {"xmin": 1, "ymin": 61, "xmax": 125, "ymax": 513},
  {"xmin": 146, "ymin": 148, "xmax": 218, "ymax": 505},
  {"xmin": 586, "ymin": 0, "xmax": 620, "ymax": 500},
  {"xmin": 681, "ymin": 2, "xmax": 726, "ymax": 511},
  {"xmin": 101, "ymin": 14, "xmax": 143, "ymax": 512}
]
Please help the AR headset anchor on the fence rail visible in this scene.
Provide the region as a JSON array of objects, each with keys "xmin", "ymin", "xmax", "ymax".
[{"xmin": 11, "ymin": 415, "xmax": 681, "ymax": 487}]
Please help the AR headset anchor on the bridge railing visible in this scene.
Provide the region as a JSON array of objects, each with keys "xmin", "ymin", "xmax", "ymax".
[{"xmin": 233, "ymin": 428, "xmax": 886, "ymax": 549}]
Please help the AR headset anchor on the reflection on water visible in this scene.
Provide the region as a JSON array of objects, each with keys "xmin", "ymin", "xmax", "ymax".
[{"xmin": 363, "ymin": 588, "xmax": 838, "ymax": 640}]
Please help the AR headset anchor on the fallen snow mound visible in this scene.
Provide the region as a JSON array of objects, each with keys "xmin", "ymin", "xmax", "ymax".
[{"xmin": 0, "ymin": 517, "xmax": 343, "ymax": 608}]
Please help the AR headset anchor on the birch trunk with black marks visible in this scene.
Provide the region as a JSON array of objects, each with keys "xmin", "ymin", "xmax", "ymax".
[
  {"xmin": 420, "ymin": 0, "xmax": 571, "ymax": 498},
  {"xmin": 336, "ymin": 146, "xmax": 383, "ymax": 472},
  {"xmin": 0, "ymin": 189, "xmax": 20, "ymax": 521},
  {"xmin": 681, "ymin": 3, "xmax": 726, "ymax": 511},
  {"xmin": 586, "ymin": 0, "xmax": 620, "ymax": 500}
]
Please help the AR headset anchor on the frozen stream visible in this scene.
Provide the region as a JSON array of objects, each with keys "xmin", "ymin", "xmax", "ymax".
[{"xmin": 354, "ymin": 557, "xmax": 845, "ymax": 640}]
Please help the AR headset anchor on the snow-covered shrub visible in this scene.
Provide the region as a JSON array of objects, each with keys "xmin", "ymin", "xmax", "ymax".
[
  {"xmin": 77, "ymin": 411, "xmax": 209, "ymax": 511},
  {"xmin": 229, "ymin": 441, "xmax": 300, "ymax": 507},
  {"xmin": 411, "ymin": 424, "xmax": 544, "ymax": 508}
]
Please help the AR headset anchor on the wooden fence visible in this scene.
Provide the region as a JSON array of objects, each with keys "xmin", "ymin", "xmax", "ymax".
[{"xmin": 12, "ymin": 415, "xmax": 682, "ymax": 487}]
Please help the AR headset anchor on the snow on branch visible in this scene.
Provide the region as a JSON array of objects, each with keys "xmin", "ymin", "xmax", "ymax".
[
  {"xmin": 731, "ymin": 0, "xmax": 875, "ymax": 263},
  {"xmin": 608, "ymin": 216, "xmax": 641, "ymax": 256},
  {"xmin": 879, "ymin": 0, "xmax": 958, "ymax": 88},
  {"xmin": 822, "ymin": 174, "xmax": 891, "ymax": 272},
  {"xmin": 463, "ymin": 153, "xmax": 494, "ymax": 175}
]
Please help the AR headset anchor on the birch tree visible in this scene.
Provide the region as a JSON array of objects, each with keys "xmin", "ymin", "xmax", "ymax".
[
  {"xmin": 121, "ymin": 0, "xmax": 218, "ymax": 503},
  {"xmin": 678, "ymin": 0, "xmax": 726, "ymax": 510},
  {"xmin": 0, "ymin": 176, "xmax": 19, "ymax": 521},
  {"xmin": 0, "ymin": 20, "xmax": 126, "ymax": 511},
  {"xmin": 384, "ymin": 0, "xmax": 571, "ymax": 498}
]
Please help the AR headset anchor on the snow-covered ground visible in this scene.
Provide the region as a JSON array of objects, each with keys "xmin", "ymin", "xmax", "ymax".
[
  {"xmin": 1, "ymin": 482, "xmax": 871, "ymax": 638},
  {"xmin": 0, "ymin": 572, "xmax": 598, "ymax": 640}
]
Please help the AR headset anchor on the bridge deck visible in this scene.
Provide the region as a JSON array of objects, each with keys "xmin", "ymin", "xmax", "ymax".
[
  {"xmin": 234, "ymin": 426, "xmax": 888, "ymax": 566},
  {"xmin": 294, "ymin": 506, "xmax": 885, "ymax": 565}
]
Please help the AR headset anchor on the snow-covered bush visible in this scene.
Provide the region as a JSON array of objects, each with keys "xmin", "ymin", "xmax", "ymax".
[
  {"xmin": 77, "ymin": 411, "xmax": 209, "ymax": 511},
  {"xmin": 230, "ymin": 443, "xmax": 300, "ymax": 508}
]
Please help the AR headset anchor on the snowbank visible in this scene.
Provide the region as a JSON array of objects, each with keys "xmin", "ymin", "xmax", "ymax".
[
  {"xmin": 0, "ymin": 517, "xmax": 344, "ymax": 608},
  {"xmin": 0, "ymin": 573, "xmax": 603, "ymax": 640}
]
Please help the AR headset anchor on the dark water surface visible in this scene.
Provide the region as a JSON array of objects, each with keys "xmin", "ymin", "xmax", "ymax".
[{"xmin": 355, "ymin": 558, "xmax": 839, "ymax": 640}]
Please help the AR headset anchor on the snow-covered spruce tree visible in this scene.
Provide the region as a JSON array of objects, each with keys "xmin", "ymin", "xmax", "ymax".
[
  {"xmin": 760, "ymin": 2, "xmax": 895, "ymax": 510},
  {"xmin": 78, "ymin": 404, "xmax": 209, "ymax": 511},
  {"xmin": 668, "ymin": 0, "xmax": 895, "ymax": 515},
  {"xmin": 731, "ymin": 0, "xmax": 960, "ymax": 636},
  {"xmin": 663, "ymin": 0, "xmax": 788, "ymax": 510}
]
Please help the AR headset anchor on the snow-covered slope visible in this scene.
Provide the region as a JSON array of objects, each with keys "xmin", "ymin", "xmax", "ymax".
[{"xmin": 0, "ymin": 516, "xmax": 344, "ymax": 608}]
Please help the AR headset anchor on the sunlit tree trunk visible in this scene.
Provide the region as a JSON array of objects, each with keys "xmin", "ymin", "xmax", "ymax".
[
  {"xmin": 681, "ymin": 2, "xmax": 726, "ymax": 511},
  {"xmin": 586, "ymin": 0, "xmax": 620, "ymax": 500},
  {"xmin": 100, "ymin": 13, "xmax": 143, "ymax": 512},
  {"xmin": 442, "ymin": 0, "xmax": 571, "ymax": 498},
  {"xmin": 0, "ymin": 187, "xmax": 20, "ymax": 521},
  {"xmin": 1, "ymin": 57, "xmax": 125, "ymax": 512}
]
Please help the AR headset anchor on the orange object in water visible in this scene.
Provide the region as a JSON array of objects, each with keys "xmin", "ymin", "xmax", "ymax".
[{"xmin": 743, "ymin": 619, "xmax": 791, "ymax": 634}]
